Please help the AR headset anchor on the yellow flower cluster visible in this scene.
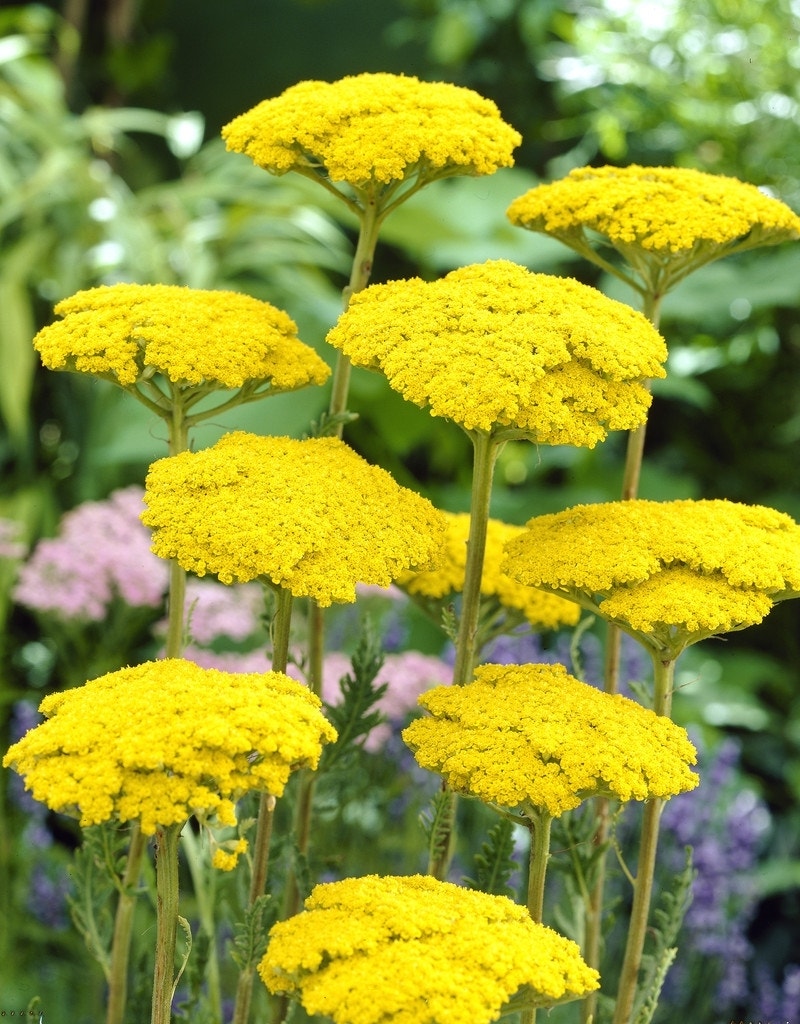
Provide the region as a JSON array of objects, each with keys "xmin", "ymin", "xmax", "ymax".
[
  {"xmin": 260, "ymin": 874, "xmax": 599, "ymax": 1024},
  {"xmin": 222, "ymin": 73, "xmax": 521, "ymax": 192},
  {"xmin": 142, "ymin": 431, "xmax": 446, "ymax": 605},
  {"xmin": 403, "ymin": 663, "xmax": 698, "ymax": 817},
  {"xmin": 507, "ymin": 165, "xmax": 800, "ymax": 256},
  {"xmin": 326, "ymin": 260, "xmax": 666, "ymax": 446},
  {"xmin": 33, "ymin": 283, "xmax": 330, "ymax": 390},
  {"xmin": 2, "ymin": 660, "xmax": 337, "ymax": 835},
  {"xmin": 212, "ymin": 838, "xmax": 249, "ymax": 872},
  {"xmin": 397, "ymin": 512, "xmax": 580, "ymax": 630},
  {"xmin": 502, "ymin": 499, "xmax": 800, "ymax": 650}
]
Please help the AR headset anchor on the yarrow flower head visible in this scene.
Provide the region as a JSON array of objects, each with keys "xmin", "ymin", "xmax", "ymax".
[
  {"xmin": 403, "ymin": 662, "xmax": 698, "ymax": 818},
  {"xmin": 502, "ymin": 499, "xmax": 800, "ymax": 657},
  {"xmin": 326, "ymin": 260, "xmax": 666, "ymax": 446},
  {"xmin": 397, "ymin": 512, "xmax": 580, "ymax": 633},
  {"xmin": 2, "ymin": 659, "xmax": 337, "ymax": 835},
  {"xmin": 222, "ymin": 73, "xmax": 521, "ymax": 206},
  {"xmin": 33, "ymin": 283, "xmax": 329, "ymax": 393},
  {"xmin": 507, "ymin": 166, "xmax": 800, "ymax": 292},
  {"xmin": 259, "ymin": 874, "xmax": 599, "ymax": 1023},
  {"xmin": 142, "ymin": 431, "xmax": 446, "ymax": 605}
]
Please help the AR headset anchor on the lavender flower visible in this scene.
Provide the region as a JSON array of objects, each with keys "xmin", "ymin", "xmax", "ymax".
[
  {"xmin": 26, "ymin": 862, "xmax": 71, "ymax": 930},
  {"xmin": 14, "ymin": 486, "xmax": 168, "ymax": 621},
  {"xmin": 753, "ymin": 962, "xmax": 800, "ymax": 1021},
  {"xmin": 659, "ymin": 734, "xmax": 770, "ymax": 1013}
]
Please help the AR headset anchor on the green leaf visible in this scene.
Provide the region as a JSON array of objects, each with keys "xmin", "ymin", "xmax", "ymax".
[
  {"xmin": 229, "ymin": 894, "xmax": 273, "ymax": 973},
  {"xmin": 462, "ymin": 818, "xmax": 518, "ymax": 898},
  {"xmin": 321, "ymin": 619, "xmax": 387, "ymax": 771},
  {"xmin": 0, "ymin": 233, "xmax": 45, "ymax": 448}
]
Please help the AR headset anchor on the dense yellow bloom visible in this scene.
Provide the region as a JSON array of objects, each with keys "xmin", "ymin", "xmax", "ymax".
[
  {"xmin": 142, "ymin": 431, "xmax": 446, "ymax": 605},
  {"xmin": 502, "ymin": 499, "xmax": 800, "ymax": 653},
  {"xmin": 222, "ymin": 73, "xmax": 520, "ymax": 194},
  {"xmin": 2, "ymin": 660, "xmax": 337, "ymax": 835},
  {"xmin": 33, "ymin": 283, "xmax": 330, "ymax": 391},
  {"xmin": 403, "ymin": 663, "xmax": 698, "ymax": 817},
  {"xmin": 326, "ymin": 260, "xmax": 666, "ymax": 446},
  {"xmin": 260, "ymin": 874, "xmax": 599, "ymax": 1023},
  {"xmin": 507, "ymin": 166, "xmax": 800, "ymax": 282},
  {"xmin": 397, "ymin": 512, "xmax": 580, "ymax": 630}
]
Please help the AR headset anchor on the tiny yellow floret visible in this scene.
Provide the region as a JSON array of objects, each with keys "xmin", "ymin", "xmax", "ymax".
[
  {"xmin": 2, "ymin": 660, "xmax": 337, "ymax": 834},
  {"xmin": 33, "ymin": 283, "xmax": 330, "ymax": 391},
  {"xmin": 397, "ymin": 512, "xmax": 580, "ymax": 631},
  {"xmin": 142, "ymin": 431, "xmax": 446, "ymax": 605},
  {"xmin": 222, "ymin": 73, "xmax": 521, "ymax": 194},
  {"xmin": 403, "ymin": 663, "xmax": 698, "ymax": 817},
  {"xmin": 502, "ymin": 499, "xmax": 800, "ymax": 654},
  {"xmin": 259, "ymin": 874, "xmax": 599, "ymax": 1024},
  {"xmin": 326, "ymin": 260, "xmax": 666, "ymax": 446}
]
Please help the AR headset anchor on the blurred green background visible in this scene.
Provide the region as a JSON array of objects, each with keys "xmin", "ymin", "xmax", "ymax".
[{"xmin": 2, "ymin": 0, "xmax": 800, "ymax": 1018}]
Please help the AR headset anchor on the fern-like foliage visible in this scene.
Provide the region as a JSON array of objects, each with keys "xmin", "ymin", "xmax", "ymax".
[
  {"xmin": 321, "ymin": 618, "xmax": 386, "ymax": 772},
  {"xmin": 420, "ymin": 786, "xmax": 456, "ymax": 872},
  {"xmin": 632, "ymin": 846, "xmax": 695, "ymax": 1024},
  {"xmin": 462, "ymin": 818, "xmax": 518, "ymax": 898},
  {"xmin": 67, "ymin": 824, "xmax": 132, "ymax": 979},
  {"xmin": 229, "ymin": 894, "xmax": 275, "ymax": 973}
]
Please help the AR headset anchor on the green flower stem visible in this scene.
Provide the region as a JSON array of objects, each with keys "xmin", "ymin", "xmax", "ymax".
[
  {"xmin": 151, "ymin": 823, "xmax": 182, "ymax": 1024},
  {"xmin": 106, "ymin": 824, "xmax": 147, "ymax": 1024},
  {"xmin": 526, "ymin": 811, "xmax": 552, "ymax": 924},
  {"xmin": 163, "ymin": 389, "xmax": 191, "ymax": 660},
  {"xmin": 452, "ymin": 431, "xmax": 500, "ymax": 686},
  {"xmin": 232, "ymin": 793, "xmax": 277, "ymax": 1024},
  {"xmin": 611, "ymin": 656, "xmax": 675, "ymax": 1024},
  {"xmin": 181, "ymin": 827, "xmax": 222, "ymax": 1023},
  {"xmin": 582, "ymin": 286, "xmax": 665, "ymax": 1024},
  {"xmin": 282, "ymin": 598, "xmax": 325, "ymax": 919},
  {"xmin": 429, "ymin": 431, "xmax": 499, "ymax": 881},
  {"xmin": 328, "ymin": 196, "xmax": 381, "ymax": 426},
  {"xmin": 522, "ymin": 811, "xmax": 552, "ymax": 1024},
  {"xmin": 232, "ymin": 586, "xmax": 293, "ymax": 1024}
]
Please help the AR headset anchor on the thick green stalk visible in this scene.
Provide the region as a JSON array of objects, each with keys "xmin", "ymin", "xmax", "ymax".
[
  {"xmin": 328, "ymin": 195, "xmax": 381, "ymax": 425},
  {"xmin": 611, "ymin": 656, "xmax": 674, "ymax": 1024},
  {"xmin": 429, "ymin": 431, "xmax": 498, "ymax": 880},
  {"xmin": 151, "ymin": 823, "xmax": 182, "ymax": 1024},
  {"xmin": 451, "ymin": 431, "xmax": 499, "ymax": 686},
  {"xmin": 581, "ymin": 288, "xmax": 665, "ymax": 1023},
  {"xmin": 106, "ymin": 825, "xmax": 148, "ymax": 1024},
  {"xmin": 164, "ymin": 391, "xmax": 190, "ymax": 660},
  {"xmin": 522, "ymin": 812, "xmax": 553, "ymax": 1024},
  {"xmin": 232, "ymin": 587, "xmax": 293, "ymax": 1024},
  {"xmin": 181, "ymin": 827, "xmax": 222, "ymax": 1022}
]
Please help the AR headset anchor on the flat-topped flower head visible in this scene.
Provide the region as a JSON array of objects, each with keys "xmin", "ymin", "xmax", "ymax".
[
  {"xmin": 2, "ymin": 659, "xmax": 337, "ymax": 835},
  {"xmin": 403, "ymin": 663, "xmax": 698, "ymax": 818},
  {"xmin": 222, "ymin": 73, "xmax": 520, "ymax": 204},
  {"xmin": 502, "ymin": 499, "xmax": 800, "ymax": 656},
  {"xmin": 397, "ymin": 511, "xmax": 580, "ymax": 632},
  {"xmin": 34, "ymin": 283, "xmax": 329, "ymax": 392},
  {"xmin": 259, "ymin": 874, "xmax": 599, "ymax": 1022},
  {"xmin": 507, "ymin": 166, "xmax": 800, "ymax": 292},
  {"xmin": 326, "ymin": 260, "xmax": 666, "ymax": 446},
  {"xmin": 142, "ymin": 431, "xmax": 446, "ymax": 605}
]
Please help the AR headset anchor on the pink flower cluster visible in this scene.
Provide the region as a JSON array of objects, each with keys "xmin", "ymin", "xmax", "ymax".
[{"xmin": 13, "ymin": 487, "xmax": 169, "ymax": 621}]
